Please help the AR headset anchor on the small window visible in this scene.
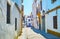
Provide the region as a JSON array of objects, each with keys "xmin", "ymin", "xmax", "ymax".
[
  {"xmin": 15, "ymin": 18, "xmax": 17, "ymax": 31},
  {"xmin": 7, "ymin": 2, "xmax": 11, "ymax": 24},
  {"xmin": 40, "ymin": 0, "xmax": 42, "ymax": 10},
  {"xmin": 28, "ymin": 19, "xmax": 30, "ymax": 21},
  {"xmin": 51, "ymin": 0, "xmax": 56, "ymax": 3},
  {"xmin": 53, "ymin": 16, "xmax": 57, "ymax": 29}
]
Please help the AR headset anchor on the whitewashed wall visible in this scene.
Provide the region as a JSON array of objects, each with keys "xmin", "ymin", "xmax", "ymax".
[
  {"xmin": 0, "ymin": 0, "xmax": 21, "ymax": 39},
  {"xmin": 11, "ymin": 3, "xmax": 21, "ymax": 36},
  {"xmin": 45, "ymin": 0, "xmax": 60, "ymax": 33},
  {"xmin": 45, "ymin": 9, "xmax": 60, "ymax": 33},
  {"xmin": 32, "ymin": 1, "xmax": 39, "ymax": 29},
  {"xmin": 0, "ymin": 0, "xmax": 10, "ymax": 39}
]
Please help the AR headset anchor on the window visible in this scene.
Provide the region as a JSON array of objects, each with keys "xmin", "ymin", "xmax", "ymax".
[
  {"xmin": 15, "ymin": 18, "xmax": 17, "ymax": 31},
  {"xmin": 53, "ymin": 16, "xmax": 57, "ymax": 29},
  {"xmin": 7, "ymin": 3, "xmax": 11, "ymax": 24},
  {"xmin": 51, "ymin": 0, "xmax": 56, "ymax": 3},
  {"xmin": 40, "ymin": 0, "xmax": 42, "ymax": 10},
  {"xmin": 28, "ymin": 19, "xmax": 30, "ymax": 21}
]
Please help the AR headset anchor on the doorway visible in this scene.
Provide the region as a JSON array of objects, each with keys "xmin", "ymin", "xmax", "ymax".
[{"xmin": 42, "ymin": 16, "xmax": 45, "ymax": 32}]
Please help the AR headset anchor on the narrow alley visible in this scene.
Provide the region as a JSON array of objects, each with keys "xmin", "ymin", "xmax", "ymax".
[
  {"xmin": 18, "ymin": 27, "xmax": 46, "ymax": 39},
  {"xmin": 0, "ymin": 0, "xmax": 60, "ymax": 39}
]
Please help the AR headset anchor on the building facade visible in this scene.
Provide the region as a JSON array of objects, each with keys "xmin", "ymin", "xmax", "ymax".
[
  {"xmin": 26, "ymin": 15, "xmax": 33, "ymax": 27},
  {"xmin": 0, "ymin": 0, "xmax": 22, "ymax": 39},
  {"xmin": 42, "ymin": 0, "xmax": 60, "ymax": 37},
  {"xmin": 32, "ymin": 0, "xmax": 42, "ymax": 30},
  {"xmin": 12, "ymin": 0, "xmax": 24, "ymax": 36},
  {"xmin": 32, "ymin": 0, "xmax": 39, "ymax": 29},
  {"xmin": 37, "ymin": 0, "xmax": 42, "ymax": 30}
]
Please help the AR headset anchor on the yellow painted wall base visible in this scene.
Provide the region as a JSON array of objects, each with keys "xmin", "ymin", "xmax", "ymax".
[
  {"xmin": 14, "ymin": 35, "xmax": 18, "ymax": 39},
  {"xmin": 47, "ymin": 29, "xmax": 60, "ymax": 37}
]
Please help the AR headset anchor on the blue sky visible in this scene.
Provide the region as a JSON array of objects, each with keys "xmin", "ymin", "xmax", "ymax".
[
  {"xmin": 11, "ymin": 0, "xmax": 21, "ymax": 6},
  {"xmin": 12, "ymin": 0, "xmax": 33, "ymax": 16},
  {"xmin": 23, "ymin": 0, "xmax": 33, "ymax": 15}
]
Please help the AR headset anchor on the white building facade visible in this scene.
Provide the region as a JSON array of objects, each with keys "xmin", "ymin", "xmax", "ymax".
[
  {"xmin": 26, "ymin": 16, "xmax": 33, "ymax": 27},
  {"xmin": 32, "ymin": 0, "xmax": 39, "ymax": 29},
  {"xmin": 42, "ymin": 0, "xmax": 60, "ymax": 37},
  {"xmin": 0, "ymin": 0, "xmax": 22, "ymax": 39}
]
